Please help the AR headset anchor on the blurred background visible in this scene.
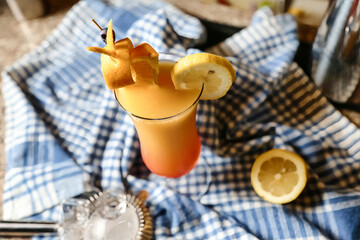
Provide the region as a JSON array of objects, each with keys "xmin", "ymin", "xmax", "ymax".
[{"xmin": 0, "ymin": 0, "xmax": 80, "ymax": 218}]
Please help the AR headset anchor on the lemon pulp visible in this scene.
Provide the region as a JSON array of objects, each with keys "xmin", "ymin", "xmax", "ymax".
[
  {"xmin": 251, "ymin": 149, "xmax": 307, "ymax": 204},
  {"xmin": 171, "ymin": 53, "xmax": 236, "ymax": 100}
]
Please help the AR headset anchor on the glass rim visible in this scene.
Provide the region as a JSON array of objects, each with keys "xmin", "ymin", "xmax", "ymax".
[{"xmin": 114, "ymin": 52, "xmax": 204, "ymax": 121}]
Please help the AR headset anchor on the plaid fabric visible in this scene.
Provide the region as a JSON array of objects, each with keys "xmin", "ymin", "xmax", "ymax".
[{"xmin": 2, "ymin": 0, "xmax": 360, "ymax": 239}]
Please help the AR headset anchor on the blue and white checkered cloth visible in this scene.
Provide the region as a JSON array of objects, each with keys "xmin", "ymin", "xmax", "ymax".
[{"xmin": 2, "ymin": 0, "xmax": 360, "ymax": 239}]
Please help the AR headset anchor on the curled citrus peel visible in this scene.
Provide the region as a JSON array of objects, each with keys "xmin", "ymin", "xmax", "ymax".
[
  {"xmin": 130, "ymin": 43, "xmax": 159, "ymax": 85},
  {"xmin": 86, "ymin": 19, "xmax": 159, "ymax": 89}
]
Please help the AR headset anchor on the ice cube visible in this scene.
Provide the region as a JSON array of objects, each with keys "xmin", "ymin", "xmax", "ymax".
[
  {"xmin": 61, "ymin": 198, "xmax": 90, "ymax": 240},
  {"xmin": 83, "ymin": 212, "xmax": 107, "ymax": 240}
]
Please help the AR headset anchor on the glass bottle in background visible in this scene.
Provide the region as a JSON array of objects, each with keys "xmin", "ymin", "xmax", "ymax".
[{"xmin": 311, "ymin": 0, "xmax": 360, "ymax": 103}]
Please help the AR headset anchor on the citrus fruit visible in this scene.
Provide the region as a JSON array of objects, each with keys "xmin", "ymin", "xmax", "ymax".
[
  {"xmin": 87, "ymin": 19, "xmax": 135, "ymax": 89},
  {"xmin": 251, "ymin": 149, "xmax": 307, "ymax": 204},
  {"xmin": 171, "ymin": 53, "xmax": 236, "ymax": 100},
  {"xmin": 129, "ymin": 43, "xmax": 159, "ymax": 85}
]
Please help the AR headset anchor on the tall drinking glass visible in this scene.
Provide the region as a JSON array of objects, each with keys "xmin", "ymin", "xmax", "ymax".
[{"xmin": 114, "ymin": 53, "xmax": 203, "ymax": 178}]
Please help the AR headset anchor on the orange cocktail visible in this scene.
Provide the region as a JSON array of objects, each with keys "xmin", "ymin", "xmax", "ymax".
[
  {"xmin": 115, "ymin": 56, "xmax": 203, "ymax": 178},
  {"xmin": 87, "ymin": 20, "xmax": 235, "ymax": 178}
]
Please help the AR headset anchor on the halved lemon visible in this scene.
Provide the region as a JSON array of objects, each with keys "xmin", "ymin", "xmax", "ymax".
[
  {"xmin": 251, "ymin": 149, "xmax": 307, "ymax": 204},
  {"xmin": 171, "ymin": 53, "xmax": 236, "ymax": 100}
]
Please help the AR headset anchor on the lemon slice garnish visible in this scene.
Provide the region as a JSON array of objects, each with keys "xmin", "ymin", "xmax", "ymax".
[
  {"xmin": 171, "ymin": 53, "xmax": 236, "ymax": 100},
  {"xmin": 251, "ymin": 149, "xmax": 307, "ymax": 204}
]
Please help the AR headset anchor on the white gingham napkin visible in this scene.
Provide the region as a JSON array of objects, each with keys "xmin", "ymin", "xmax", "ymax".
[{"xmin": 2, "ymin": 0, "xmax": 360, "ymax": 239}]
